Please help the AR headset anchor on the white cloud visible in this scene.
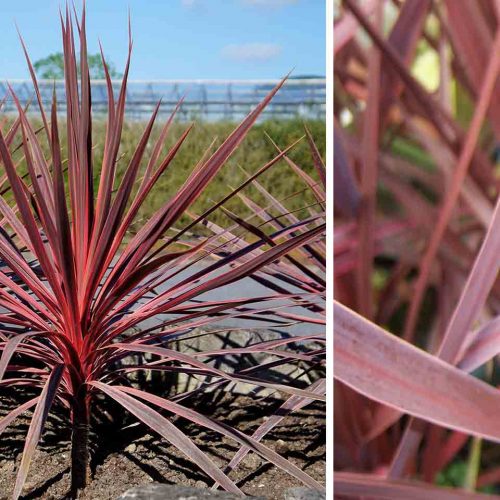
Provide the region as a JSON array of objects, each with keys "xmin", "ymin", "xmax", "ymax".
[
  {"xmin": 242, "ymin": 0, "xmax": 298, "ymax": 7},
  {"xmin": 181, "ymin": 0, "xmax": 199, "ymax": 8},
  {"xmin": 221, "ymin": 43, "xmax": 282, "ymax": 62},
  {"xmin": 183, "ymin": 0, "xmax": 297, "ymax": 10}
]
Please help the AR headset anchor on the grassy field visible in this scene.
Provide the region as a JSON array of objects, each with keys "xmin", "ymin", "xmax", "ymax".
[
  {"xmin": 9, "ymin": 117, "xmax": 324, "ymax": 232},
  {"xmin": 29, "ymin": 117, "xmax": 323, "ymax": 233},
  {"xmin": 0, "ymin": 118, "xmax": 321, "ymax": 256},
  {"xmin": 114, "ymin": 118, "xmax": 325, "ymax": 229}
]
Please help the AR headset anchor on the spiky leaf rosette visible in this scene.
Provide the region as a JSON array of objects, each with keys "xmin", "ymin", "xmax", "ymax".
[{"xmin": 334, "ymin": 0, "xmax": 500, "ymax": 496}]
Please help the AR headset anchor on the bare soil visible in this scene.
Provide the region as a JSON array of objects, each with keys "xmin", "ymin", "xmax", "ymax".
[{"xmin": 0, "ymin": 389, "xmax": 325, "ymax": 499}]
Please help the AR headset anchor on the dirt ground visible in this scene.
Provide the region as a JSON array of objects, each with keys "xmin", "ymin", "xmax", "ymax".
[{"xmin": 0, "ymin": 389, "xmax": 325, "ymax": 499}]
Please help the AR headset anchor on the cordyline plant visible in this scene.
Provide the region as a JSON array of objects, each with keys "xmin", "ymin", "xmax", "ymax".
[
  {"xmin": 0, "ymin": 5, "xmax": 326, "ymax": 499},
  {"xmin": 335, "ymin": 0, "xmax": 500, "ymax": 498}
]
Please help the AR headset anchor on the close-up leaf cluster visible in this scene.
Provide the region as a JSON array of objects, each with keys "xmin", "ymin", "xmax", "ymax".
[{"xmin": 334, "ymin": 0, "xmax": 500, "ymax": 497}]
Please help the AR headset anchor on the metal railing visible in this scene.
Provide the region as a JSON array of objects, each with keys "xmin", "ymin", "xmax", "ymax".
[{"xmin": 0, "ymin": 78, "xmax": 325, "ymax": 121}]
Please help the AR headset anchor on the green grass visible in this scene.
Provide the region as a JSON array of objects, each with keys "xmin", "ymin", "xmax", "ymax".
[
  {"xmin": 117, "ymin": 118, "xmax": 325, "ymax": 229},
  {"xmin": 14, "ymin": 117, "xmax": 325, "ymax": 231}
]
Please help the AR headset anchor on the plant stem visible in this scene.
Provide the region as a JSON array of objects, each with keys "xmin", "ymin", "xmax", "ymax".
[
  {"xmin": 71, "ymin": 385, "xmax": 90, "ymax": 497},
  {"xmin": 464, "ymin": 360, "xmax": 492, "ymax": 492},
  {"xmin": 464, "ymin": 436, "xmax": 482, "ymax": 492}
]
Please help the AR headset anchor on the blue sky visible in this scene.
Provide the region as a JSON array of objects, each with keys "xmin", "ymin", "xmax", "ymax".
[{"xmin": 0, "ymin": 0, "xmax": 325, "ymax": 80}]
